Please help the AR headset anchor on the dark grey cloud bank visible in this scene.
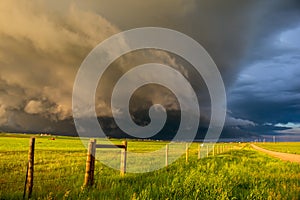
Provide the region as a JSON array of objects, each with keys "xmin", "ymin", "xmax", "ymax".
[
  {"xmin": 0, "ymin": 0, "xmax": 299, "ymax": 140},
  {"xmin": 229, "ymin": 0, "xmax": 300, "ymax": 139}
]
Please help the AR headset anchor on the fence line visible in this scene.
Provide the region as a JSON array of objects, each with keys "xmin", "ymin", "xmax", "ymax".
[
  {"xmin": 1, "ymin": 137, "xmax": 237, "ymax": 197},
  {"xmin": 84, "ymin": 139, "xmax": 127, "ymax": 187}
]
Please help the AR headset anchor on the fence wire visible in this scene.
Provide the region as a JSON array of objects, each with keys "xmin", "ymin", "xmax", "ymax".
[{"xmin": 0, "ymin": 141, "xmax": 236, "ymax": 199}]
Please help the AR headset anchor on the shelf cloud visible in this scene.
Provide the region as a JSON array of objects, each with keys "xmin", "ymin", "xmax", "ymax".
[{"xmin": 0, "ymin": 0, "xmax": 299, "ymax": 139}]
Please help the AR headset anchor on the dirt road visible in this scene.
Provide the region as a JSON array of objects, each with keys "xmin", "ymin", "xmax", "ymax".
[{"xmin": 251, "ymin": 144, "xmax": 300, "ymax": 164}]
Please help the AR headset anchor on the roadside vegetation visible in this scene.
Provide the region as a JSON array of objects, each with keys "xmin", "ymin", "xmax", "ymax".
[
  {"xmin": 256, "ymin": 142, "xmax": 300, "ymax": 154},
  {"xmin": 0, "ymin": 134, "xmax": 299, "ymax": 199}
]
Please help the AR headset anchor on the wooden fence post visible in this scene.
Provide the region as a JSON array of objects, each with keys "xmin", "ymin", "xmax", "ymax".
[
  {"xmin": 198, "ymin": 144, "xmax": 201, "ymax": 159},
  {"xmin": 90, "ymin": 139, "xmax": 96, "ymax": 185},
  {"xmin": 27, "ymin": 137, "xmax": 35, "ymax": 198},
  {"xmin": 165, "ymin": 144, "xmax": 169, "ymax": 167},
  {"xmin": 120, "ymin": 140, "xmax": 127, "ymax": 176},
  {"xmin": 206, "ymin": 145, "xmax": 209, "ymax": 157},
  {"xmin": 212, "ymin": 145, "xmax": 215, "ymax": 156},
  {"xmin": 185, "ymin": 143, "xmax": 189, "ymax": 163},
  {"xmin": 23, "ymin": 137, "xmax": 35, "ymax": 200},
  {"xmin": 84, "ymin": 139, "xmax": 96, "ymax": 187}
]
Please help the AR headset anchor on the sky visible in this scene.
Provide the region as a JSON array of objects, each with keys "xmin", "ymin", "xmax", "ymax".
[{"xmin": 0, "ymin": 0, "xmax": 299, "ymax": 140}]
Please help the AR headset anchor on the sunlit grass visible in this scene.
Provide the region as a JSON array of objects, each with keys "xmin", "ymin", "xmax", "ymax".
[{"xmin": 0, "ymin": 134, "xmax": 299, "ymax": 199}]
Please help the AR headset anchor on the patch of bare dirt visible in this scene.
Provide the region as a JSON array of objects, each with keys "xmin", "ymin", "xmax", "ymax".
[{"xmin": 251, "ymin": 144, "xmax": 300, "ymax": 164}]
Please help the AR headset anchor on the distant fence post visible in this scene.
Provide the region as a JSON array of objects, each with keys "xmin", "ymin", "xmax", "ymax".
[
  {"xmin": 165, "ymin": 144, "xmax": 169, "ymax": 167},
  {"xmin": 185, "ymin": 143, "xmax": 189, "ymax": 163},
  {"xmin": 84, "ymin": 139, "xmax": 96, "ymax": 187},
  {"xmin": 212, "ymin": 145, "xmax": 215, "ymax": 156},
  {"xmin": 206, "ymin": 145, "xmax": 209, "ymax": 157},
  {"xmin": 198, "ymin": 144, "xmax": 201, "ymax": 159},
  {"xmin": 120, "ymin": 140, "xmax": 127, "ymax": 176},
  {"xmin": 23, "ymin": 137, "xmax": 35, "ymax": 200}
]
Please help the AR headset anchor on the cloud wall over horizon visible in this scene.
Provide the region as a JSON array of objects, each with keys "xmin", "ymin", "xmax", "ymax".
[{"xmin": 0, "ymin": 0, "xmax": 299, "ymax": 138}]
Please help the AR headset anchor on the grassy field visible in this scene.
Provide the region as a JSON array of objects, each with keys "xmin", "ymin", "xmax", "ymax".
[
  {"xmin": 255, "ymin": 142, "xmax": 300, "ymax": 154},
  {"xmin": 0, "ymin": 134, "xmax": 300, "ymax": 199}
]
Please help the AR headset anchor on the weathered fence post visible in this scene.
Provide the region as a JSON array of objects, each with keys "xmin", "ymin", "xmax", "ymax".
[
  {"xmin": 165, "ymin": 144, "xmax": 169, "ymax": 167},
  {"xmin": 212, "ymin": 145, "xmax": 215, "ymax": 156},
  {"xmin": 23, "ymin": 137, "xmax": 35, "ymax": 200},
  {"xmin": 84, "ymin": 139, "xmax": 96, "ymax": 187},
  {"xmin": 90, "ymin": 139, "xmax": 96, "ymax": 185},
  {"xmin": 198, "ymin": 143, "xmax": 201, "ymax": 159},
  {"xmin": 120, "ymin": 140, "xmax": 127, "ymax": 176},
  {"xmin": 185, "ymin": 143, "xmax": 189, "ymax": 163}
]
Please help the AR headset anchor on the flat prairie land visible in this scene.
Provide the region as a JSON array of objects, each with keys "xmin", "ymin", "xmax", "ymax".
[
  {"xmin": 255, "ymin": 142, "xmax": 300, "ymax": 154},
  {"xmin": 0, "ymin": 134, "xmax": 299, "ymax": 199}
]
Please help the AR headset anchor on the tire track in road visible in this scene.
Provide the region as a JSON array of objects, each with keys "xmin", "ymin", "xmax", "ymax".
[{"xmin": 251, "ymin": 144, "xmax": 300, "ymax": 164}]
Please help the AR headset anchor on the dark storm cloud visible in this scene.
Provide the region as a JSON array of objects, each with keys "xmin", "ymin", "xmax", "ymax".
[
  {"xmin": 229, "ymin": 56, "xmax": 300, "ymax": 125},
  {"xmin": 83, "ymin": 0, "xmax": 300, "ymax": 130},
  {"xmin": 0, "ymin": 0, "xmax": 299, "ymax": 137},
  {"xmin": 78, "ymin": 0, "xmax": 274, "ymax": 85},
  {"xmin": 228, "ymin": 1, "xmax": 300, "ymax": 136}
]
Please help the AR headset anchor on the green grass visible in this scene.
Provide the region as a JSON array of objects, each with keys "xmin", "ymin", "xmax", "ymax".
[
  {"xmin": 255, "ymin": 142, "xmax": 300, "ymax": 154},
  {"xmin": 0, "ymin": 134, "xmax": 299, "ymax": 199}
]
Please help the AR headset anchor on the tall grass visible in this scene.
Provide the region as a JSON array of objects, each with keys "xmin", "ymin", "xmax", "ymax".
[{"xmin": 0, "ymin": 135, "xmax": 299, "ymax": 199}]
